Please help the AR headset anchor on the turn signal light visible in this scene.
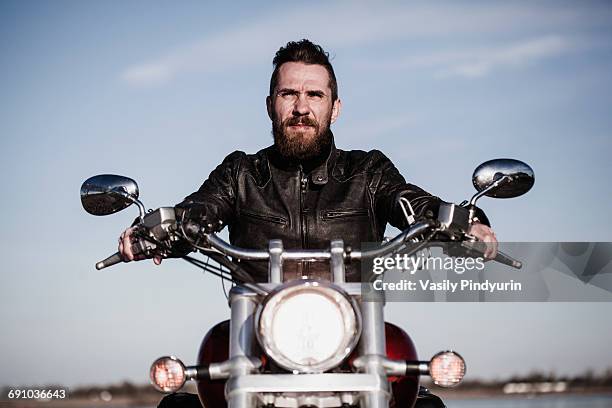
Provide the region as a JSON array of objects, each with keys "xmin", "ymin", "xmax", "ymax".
[
  {"xmin": 429, "ymin": 351, "xmax": 466, "ymax": 387},
  {"xmin": 150, "ymin": 356, "xmax": 187, "ymax": 393}
]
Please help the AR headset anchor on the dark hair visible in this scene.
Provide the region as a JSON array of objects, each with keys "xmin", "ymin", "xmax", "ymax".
[{"xmin": 269, "ymin": 39, "xmax": 338, "ymax": 101}]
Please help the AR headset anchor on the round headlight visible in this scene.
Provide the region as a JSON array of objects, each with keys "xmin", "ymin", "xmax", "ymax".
[
  {"xmin": 150, "ymin": 356, "xmax": 186, "ymax": 393},
  {"xmin": 256, "ymin": 280, "xmax": 361, "ymax": 373},
  {"xmin": 429, "ymin": 351, "xmax": 466, "ymax": 387}
]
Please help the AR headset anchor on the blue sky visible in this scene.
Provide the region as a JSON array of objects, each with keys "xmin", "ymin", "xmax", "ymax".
[{"xmin": 1, "ymin": 1, "xmax": 612, "ymax": 387}]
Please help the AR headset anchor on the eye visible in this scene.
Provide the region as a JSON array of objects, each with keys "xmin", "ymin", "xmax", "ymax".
[
  {"xmin": 307, "ymin": 91, "xmax": 324, "ymax": 99},
  {"xmin": 278, "ymin": 90, "xmax": 298, "ymax": 99}
]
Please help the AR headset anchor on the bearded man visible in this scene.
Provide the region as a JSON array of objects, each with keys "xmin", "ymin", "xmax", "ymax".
[
  {"xmin": 119, "ymin": 39, "xmax": 496, "ymax": 408},
  {"xmin": 120, "ymin": 39, "xmax": 496, "ymax": 276}
]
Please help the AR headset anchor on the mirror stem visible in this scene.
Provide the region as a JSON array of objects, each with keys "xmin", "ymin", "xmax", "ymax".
[
  {"xmin": 127, "ymin": 196, "xmax": 147, "ymax": 220},
  {"xmin": 468, "ymin": 174, "xmax": 511, "ymax": 206}
]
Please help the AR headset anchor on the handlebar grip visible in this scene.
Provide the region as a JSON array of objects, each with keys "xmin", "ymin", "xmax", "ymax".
[
  {"xmin": 460, "ymin": 241, "xmax": 522, "ymax": 269},
  {"xmin": 96, "ymin": 252, "xmax": 123, "ymax": 270},
  {"xmin": 494, "ymin": 250, "xmax": 522, "ymax": 269}
]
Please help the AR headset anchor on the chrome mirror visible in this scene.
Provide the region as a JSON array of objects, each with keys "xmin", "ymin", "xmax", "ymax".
[
  {"xmin": 80, "ymin": 174, "xmax": 144, "ymax": 217},
  {"xmin": 472, "ymin": 159, "xmax": 534, "ymax": 199},
  {"xmin": 468, "ymin": 159, "xmax": 534, "ymax": 207}
]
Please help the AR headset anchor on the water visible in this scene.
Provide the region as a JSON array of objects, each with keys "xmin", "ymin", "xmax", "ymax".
[
  {"xmin": 447, "ymin": 395, "xmax": 612, "ymax": 408},
  {"xmin": 101, "ymin": 395, "xmax": 612, "ymax": 408}
]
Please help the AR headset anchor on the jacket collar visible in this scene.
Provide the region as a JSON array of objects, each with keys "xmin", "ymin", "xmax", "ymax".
[
  {"xmin": 310, "ymin": 136, "xmax": 336, "ymax": 186},
  {"xmin": 267, "ymin": 131, "xmax": 337, "ymax": 186}
]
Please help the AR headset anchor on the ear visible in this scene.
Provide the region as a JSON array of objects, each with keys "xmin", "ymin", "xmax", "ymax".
[
  {"xmin": 266, "ymin": 96, "xmax": 273, "ymax": 121},
  {"xmin": 330, "ymin": 98, "xmax": 342, "ymax": 124}
]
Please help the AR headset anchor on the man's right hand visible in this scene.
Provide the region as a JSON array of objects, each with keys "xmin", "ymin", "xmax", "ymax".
[{"xmin": 118, "ymin": 227, "xmax": 163, "ymax": 265}]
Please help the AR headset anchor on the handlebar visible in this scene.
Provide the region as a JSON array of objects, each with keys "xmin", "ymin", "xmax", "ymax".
[
  {"xmin": 203, "ymin": 220, "xmax": 521, "ymax": 268},
  {"xmin": 95, "ymin": 212, "xmax": 522, "ymax": 270},
  {"xmin": 202, "ymin": 219, "xmax": 438, "ymax": 261}
]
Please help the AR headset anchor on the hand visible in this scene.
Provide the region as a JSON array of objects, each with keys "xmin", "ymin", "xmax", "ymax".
[
  {"xmin": 118, "ymin": 227, "xmax": 163, "ymax": 265},
  {"xmin": 468, "ymin": 222, "xmax": 498, "ymax": 259}
]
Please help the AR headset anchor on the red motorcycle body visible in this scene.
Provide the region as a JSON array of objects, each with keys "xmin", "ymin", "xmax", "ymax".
[{"xmin": 196, "ymin": 320, "xmax": 419, "ymax": 408}]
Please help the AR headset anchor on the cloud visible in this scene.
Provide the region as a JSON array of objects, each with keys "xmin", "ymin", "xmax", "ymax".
[
  {"xmin": 120, "ymin": 3, "xmax": 606, "ymax": 86},
  {"xmin": 372, "ymin": 35, "xmax": 576, "ymax": 78},
  {"xmin": 443, "ymin": 35, "xmax": 575, "ymax": 78}
]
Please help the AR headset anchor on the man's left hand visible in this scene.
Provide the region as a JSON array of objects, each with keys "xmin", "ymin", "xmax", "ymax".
[{"xmin": 468, "ymin": 222, "xmax": 498, "ymax": 259}]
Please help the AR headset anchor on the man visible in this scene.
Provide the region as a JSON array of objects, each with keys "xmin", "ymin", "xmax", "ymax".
[
  {"xmin": 120, "ymin": 39, "xmax": 497, "ymax": 408},
  {"xmin": 120, "ymin": 40, "xmax": 497, "ymax": 276}
]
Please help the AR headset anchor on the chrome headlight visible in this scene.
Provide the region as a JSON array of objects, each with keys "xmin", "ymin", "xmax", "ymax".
[{"xmin": 256, "ymin": 280, "xmax": 361, "ymax": 373}]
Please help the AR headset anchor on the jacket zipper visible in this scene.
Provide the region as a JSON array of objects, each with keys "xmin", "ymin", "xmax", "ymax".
[
  {"xmin": 241, "ymin": 210, "xmax": 288, "ymax": 225},
  {"xmin": 299, "ymin": 166, "xmax": 308, "ymax": 276},
  {"xmin": 322, "ymin": 209, "xmax": 369, "ymax": 220}
]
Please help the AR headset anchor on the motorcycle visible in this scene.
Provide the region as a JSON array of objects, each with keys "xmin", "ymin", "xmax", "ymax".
[{"xmin": 80, "ymin": 158, "xmax": 534, "ymax": 408}]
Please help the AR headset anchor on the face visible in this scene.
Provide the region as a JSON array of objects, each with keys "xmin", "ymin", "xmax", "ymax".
[{"xmin": 267, "ymin": 62, "xmax": 341, "ymax": 160}]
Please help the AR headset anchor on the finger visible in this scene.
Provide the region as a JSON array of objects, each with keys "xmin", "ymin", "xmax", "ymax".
[
  {"xmin": 482, "ymin": 234, "xmax": 498, "ymax": 259},
  {"xmin": 153, "ymin": 255, "xmax": 163, "ymax": 265},
  {"xmin": 490, "ymin": 237, "xmax": 499, "ymax": 259},
  {"xmin": 123, "ymin": 231, "xmax": 135, "ymax": 261}
]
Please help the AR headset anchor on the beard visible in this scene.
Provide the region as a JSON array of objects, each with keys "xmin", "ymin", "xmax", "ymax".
[{"xmin": 272, "ymin": 114, "xmax": 332, "ymax": 161}]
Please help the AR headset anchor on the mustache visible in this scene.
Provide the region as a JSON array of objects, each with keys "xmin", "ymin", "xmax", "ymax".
[{"xmin": 284, "ymin": 116, "xmax": 318, "ymax": 127}]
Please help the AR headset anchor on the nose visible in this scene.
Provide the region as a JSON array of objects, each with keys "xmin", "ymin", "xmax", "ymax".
[{"xmin": 292, "ymin": 94, "xmax": 310, "ymax": 116}]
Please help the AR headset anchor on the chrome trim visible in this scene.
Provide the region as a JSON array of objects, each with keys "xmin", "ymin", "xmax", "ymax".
[
  {"xmin": 269, "ymin": 240, "xmax": 283, "ymax": 283},
  {"xmin": 206, "ymin": 234, "xmax": 270, "ymax": 260},
  {"xmin": 204, "ymin": 220, "xmax": 436, "ymax": 263},
  {"xmin": 226, "ymin": 373, "xmax": 386, "ymax": 395},
  {"xmin": 184, "ymin": 367, "xmax": 199, "ymax": 381},
  {"xmin": 228, "ymin": 289, "xmax": 258, "ymax": 408},
  {"xmin": 472, "ymin": 158, "xmax": 535, "ymax": 200},
  {"xmin": 358, "ymin": 300, "xmax": 390, "ymax": 408},
  {"xmin": 259, "ymin": 392, "xmax": 359, "ymax": 408},
  {"xmin": 81, "ymin": 174, "xmax": 143, "ymax": 217},
  {"xmin": 330, "ymin": 240, "xmax": 346, "ymax": 283},
  {"xmin": 350, "ymin": 221, "xmax": 436, "ymax": 260}
]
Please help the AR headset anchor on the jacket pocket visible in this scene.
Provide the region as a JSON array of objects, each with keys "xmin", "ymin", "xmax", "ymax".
[
  {"xmin": 241, "ymin": 209, "xmax": 289, "ymax": 226},
  {"xmin": 321, "ymin": 208, "xmax": 369, "ymax": 220}
]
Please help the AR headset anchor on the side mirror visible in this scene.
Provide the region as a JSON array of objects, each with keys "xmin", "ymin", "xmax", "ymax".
[
  {"xmin": 472, "ymin": 159, "xmax": 534, "ymax": 199},
  {"xmin": 80, "ymin": 174, "xmax": 142, "ymax": 216}
]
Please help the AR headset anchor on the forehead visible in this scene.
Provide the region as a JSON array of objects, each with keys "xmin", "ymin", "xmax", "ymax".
[{"xmin": 276, "ymin": 62, "xmax": 331, "ymax": 91}]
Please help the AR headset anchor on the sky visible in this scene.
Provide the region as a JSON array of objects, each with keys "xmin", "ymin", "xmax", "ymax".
[{"xmin": 1, "ymin": 0, "xmax": 612, "ymax": 388}]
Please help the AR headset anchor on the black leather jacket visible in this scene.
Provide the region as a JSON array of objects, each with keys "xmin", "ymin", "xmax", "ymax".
[{"xmin": 176, "ymin": 138, "xmax": 453, "ymax": 282}]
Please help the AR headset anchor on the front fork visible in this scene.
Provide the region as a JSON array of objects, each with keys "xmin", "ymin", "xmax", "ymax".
[
  {"xmin": 358, "ymin": 299, "xmax": 392, "ymax": 408},
  {"xmin": 226, "ymin": 287, "xmax": 392, "ymax": 408},
  {"xmin": 227, "ymin": 287, "xmax": 259, "ymax": 408}
]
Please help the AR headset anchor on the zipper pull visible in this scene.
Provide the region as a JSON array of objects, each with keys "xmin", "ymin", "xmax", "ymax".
[{"xmin": 299, "ymin": 165, "xmax": 308, "ymax": 191}]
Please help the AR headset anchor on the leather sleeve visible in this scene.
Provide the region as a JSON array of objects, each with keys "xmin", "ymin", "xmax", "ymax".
[
  {"xmin": 175, "ymin": 151, "xmax": 244, "ymax": 232},
  {"xmin": 373, "ymin": 151, "xmax": 490, "ymax": 230},
  {"xmin": 373, "ymin": 151, "xmax": 442, "ymax": 231}
]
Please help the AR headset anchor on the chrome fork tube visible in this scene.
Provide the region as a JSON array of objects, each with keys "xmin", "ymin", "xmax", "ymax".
[
  {"xmin": 330, "ymin": 239, "xmax": 346, "ymax": 283},
  {"xmin": 268, "ymin": 239, "xmax": 283, "ymax": 283},
  {"xmin": 227, "ymin": 287, "xmax": 257, "ymax": 408},
  {"xmin": 359, "ymin": 298, "xmax": 390, "ymax": 408}
]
